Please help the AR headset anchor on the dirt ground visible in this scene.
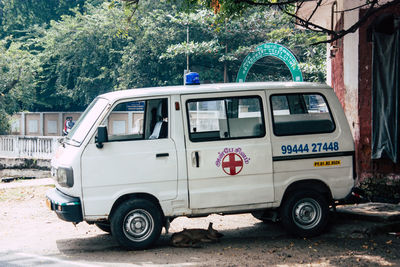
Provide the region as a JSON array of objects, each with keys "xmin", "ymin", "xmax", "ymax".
[{"xmin": 0, "ymin": 183, "xmax": 399, "ymax": 267}]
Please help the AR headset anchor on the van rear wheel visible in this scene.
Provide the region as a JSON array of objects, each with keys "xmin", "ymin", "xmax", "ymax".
[
  {"xmin": 111, "ymin": 199, "xmax": 162, "ymax": 250},
  {"xmin": 281, "ymin": 191, "xmax": 329, "ymax": 238}
]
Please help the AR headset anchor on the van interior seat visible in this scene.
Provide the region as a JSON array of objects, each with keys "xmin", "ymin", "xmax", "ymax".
[
  {"xmin": 149, "ymin": 100, "xmax": 168, "ymax": 139},
  {"xmin": 273, "ymin": 114, "xmax": 334, "ymax": 135},
  {"xmin": 229, "ymin": 118, "xmax": 263, "ymax": 138}
]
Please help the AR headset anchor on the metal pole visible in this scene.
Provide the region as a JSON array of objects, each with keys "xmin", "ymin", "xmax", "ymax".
[
  {"xmin": 186, "ymin": 24, "xmax": 190, "ymax": 72},
  {"xmin": 223, "ymin": 18, "xmax": 228, "ymax": 83},
  {"xmin": 224, "ymin": 43, "xmax": 228, "ymax": 83}
]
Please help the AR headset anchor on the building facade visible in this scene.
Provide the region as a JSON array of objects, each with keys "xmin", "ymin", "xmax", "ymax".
[{"xmin": 299, "ymin": 0, "xmax": 400, "ymax": 180}]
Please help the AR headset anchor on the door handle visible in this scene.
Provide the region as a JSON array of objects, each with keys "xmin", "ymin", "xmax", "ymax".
[
  {"xmin": 194, "ymin": 151, "xmax": 200, "ymax": 168},
  {"xmin": 156, "ymin": 153, "xmax": 169, "ymax": 158}
]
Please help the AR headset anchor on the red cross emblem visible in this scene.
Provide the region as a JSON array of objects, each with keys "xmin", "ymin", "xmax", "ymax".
[{"xmin": 222, "ymin": 153, "xmax": 243, "ymax": 175}]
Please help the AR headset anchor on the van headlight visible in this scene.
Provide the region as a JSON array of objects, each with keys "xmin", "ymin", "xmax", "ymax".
[{"xmin": 56, "ymin": 167, "xmax": 74, "ymax": 187}]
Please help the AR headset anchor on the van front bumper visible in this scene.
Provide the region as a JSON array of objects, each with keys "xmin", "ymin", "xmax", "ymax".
[{"xmin": 46, "ymin": 188, "xmax": 83, "ymax": 223}]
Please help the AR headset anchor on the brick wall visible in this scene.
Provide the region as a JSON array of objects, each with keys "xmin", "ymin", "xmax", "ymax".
[
  {"xmin": 357, "ymin": 5, "xmax": 400, "ymax": 180},
  {"xmin": 331, "ymin": 14, "xmax": 346, "ymax": 110}
]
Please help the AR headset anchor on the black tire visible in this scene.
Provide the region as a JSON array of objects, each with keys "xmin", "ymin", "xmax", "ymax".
[
  {"xmin": 251, "ymin": 211, "xmax": 265, "ymax": 221},
  {"xmin": 111, "ymin": 199, "xmax": 162, "ymax": 250},
  {"xmin": 281, "ymin": 191, "xmax": 329, "ymax": 238},
  {"xmin": 251, "ymin": 211, "xmax": 277, "ymax": 224},
  {"xmin": 95, "ymin": 222, "xmax": 111, "ymax": 234}
]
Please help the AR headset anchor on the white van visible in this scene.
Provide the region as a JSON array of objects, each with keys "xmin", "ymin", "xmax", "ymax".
[{"xmin": 46, "ymin": 82, "xmax": 355, "ymax": 249}]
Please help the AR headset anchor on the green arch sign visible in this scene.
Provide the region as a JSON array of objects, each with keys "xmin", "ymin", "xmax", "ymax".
[{"xmin": 236, "ymin": 43, "xmax": 303, "ymax": 82}]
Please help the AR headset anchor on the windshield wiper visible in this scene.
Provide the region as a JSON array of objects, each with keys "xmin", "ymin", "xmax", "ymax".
[
  {"xmin": 71, "ymin": 138, "xmax": 80, "ymax": 144},
  {"xmin": 68, "ymin": 138, "xmax": 80, "ymax": 145},
  {"xmin": 63, "ymin": 136, "xmax": 80, "ymax": 146}
]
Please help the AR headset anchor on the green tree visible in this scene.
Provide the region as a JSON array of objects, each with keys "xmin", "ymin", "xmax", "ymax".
[
  {"xmin": 0, "ymin": 0, "xmax": 92, "ymax": 39},
  {"xmin": 117, "ymin": 1, "xmax": 326, "ymax": 88},
  {"xmin": 0, "ymin": 38, "xmax": 39, "ymax": 111},
  {"xmin": 34, "ymin": 3, "xmax": 129, "ymax": 111},
  {"xmin": 125, "ymin": 0, "xmax": 396, "ymax": 44},
  {"xmin": 0, "ymin": 37, "xmax": 40, "ymax": 133},
  {"xmin": 0, "ymin": 0, "xmax": 327, "ymax": 135},
  {"xmin": 0, "ymin": 0, "xmax": 103, "ymax": 133},
  {"xmin": 117, "ymin": 1, "xmax": 187, "ymax": 89},
  {"xmin": 160, "ymin": 6, "xmax": 326, "ymax": 83}
]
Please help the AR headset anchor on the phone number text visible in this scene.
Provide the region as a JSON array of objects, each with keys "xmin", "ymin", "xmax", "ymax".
[{"xmin": 281, "ymin": 142, "xmax": 339, "ymax": 155}]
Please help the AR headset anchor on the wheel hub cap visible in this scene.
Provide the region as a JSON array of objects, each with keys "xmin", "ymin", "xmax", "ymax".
[
  {"xmin": 123, "ymin": 209, "xmax": 154, "ymax": 242},
  {"xmin": 293, "ymin": 198, "xmax": 321, "ymax": 230}
]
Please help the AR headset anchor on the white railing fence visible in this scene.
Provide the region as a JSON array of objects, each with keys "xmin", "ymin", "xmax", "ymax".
[{"xmin": 0, "ymin": 135, "xmax": 61, "ymax": 159}]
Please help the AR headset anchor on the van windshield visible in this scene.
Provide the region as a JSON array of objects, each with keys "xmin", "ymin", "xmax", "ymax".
[{"xmin": 66, "ymin": 98, "xmax": 109, "ymax": 146}]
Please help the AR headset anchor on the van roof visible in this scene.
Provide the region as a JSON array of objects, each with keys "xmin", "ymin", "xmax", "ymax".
[{"xmin": 99, "ymin": 82, "xmax": 331, "ymax": 102}]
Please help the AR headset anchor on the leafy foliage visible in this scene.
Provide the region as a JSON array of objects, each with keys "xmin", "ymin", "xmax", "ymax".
[
  {"xmin": 0, "ymin": 0, "xmax": 326, "ymax": 134},
  {"xmin": 117, "ymin": 1, "xmax": 187, "ymax": 88},
  {"xmin": 358, "ymin": 176, "xmax": 400, "ymax": 204},
  {"xmin": 0, "ymin": 0, "xmax": 89, "ymax": 39},
  {"xmin": 160, "ymin": 6, "xmax": 326, "ymax": 82},
  {"xmin": 34, "ymin": 3, "xmax": 129, "ymax": 111},
  {"xmin": 0, "ymin": 37, "xmax": 39, "ymax": 114},
  {"xmin": 193, "ymin": 0, "xmax": 400, "ymax": 45},
  {"xmin": 0, "ymin": 112, "xmax": 10, "ymax": 135}
]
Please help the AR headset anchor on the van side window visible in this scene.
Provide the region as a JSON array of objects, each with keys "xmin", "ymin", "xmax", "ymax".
[
  {"xmin": 271, "ymin": 93, "xmax": 335, "ymax": 136},
  {"xmin": 103, "ymin": 98, "xmax": 168, "ymax": 142},
  {"xmin": 187, "ymin": 96, "xmax": 265, "ymax": 142}
]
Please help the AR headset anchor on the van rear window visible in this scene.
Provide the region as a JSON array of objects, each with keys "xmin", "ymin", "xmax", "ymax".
[{"xmin": 270, "ymin": 93, "xmax": 335, "ymax": 136}]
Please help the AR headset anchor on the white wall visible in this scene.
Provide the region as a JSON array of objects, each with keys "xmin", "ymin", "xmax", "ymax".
[{"xmin": 342, "ymin": 1, "xmax": 361, "ymax": 139}]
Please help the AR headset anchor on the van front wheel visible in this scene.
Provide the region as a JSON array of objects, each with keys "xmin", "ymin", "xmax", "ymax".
[
  {"xmin": 95, "ymin": 221, "xmax": 111, "ymax": 233},
  {"xmin": 111, "ymin": 199, "xmax": 162, "ymax": 250},
  {"xmin": 281, "ymin": 191, "xmax": 329, "ymax": 238}
]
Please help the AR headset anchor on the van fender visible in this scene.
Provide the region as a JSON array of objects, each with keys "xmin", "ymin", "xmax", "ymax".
[
  {"xmin": 108, "ymin": 192, "xmax": 166, "ymax": 226},
  {"xmin": 276, "ymin": 178, "xmax": 333, "ymax": 207}
]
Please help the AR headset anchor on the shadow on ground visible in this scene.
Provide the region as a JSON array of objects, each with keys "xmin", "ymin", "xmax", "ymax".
[{"xmin": 53, "ymin": 217, "xmax": 400, "ymax": 266}]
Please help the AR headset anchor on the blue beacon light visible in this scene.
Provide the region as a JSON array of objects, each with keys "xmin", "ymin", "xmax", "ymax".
[{"xmin": 185, "ymin": 72, "xmax": 200, "ymax": 85}]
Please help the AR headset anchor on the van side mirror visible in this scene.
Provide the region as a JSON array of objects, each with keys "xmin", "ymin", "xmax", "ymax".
[{"xmin": 96, "ymin": 126, "xmax": 108, "ymax": 149}]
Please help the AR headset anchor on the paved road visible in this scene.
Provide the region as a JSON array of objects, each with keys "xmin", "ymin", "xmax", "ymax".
[
  {"xmin": 0, "ymin": 181, "xmax": 399, "ymax": 266},
  {"xmin": 0, "ymin": 251, "xmax": 102, "ymax": 267}
]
